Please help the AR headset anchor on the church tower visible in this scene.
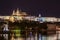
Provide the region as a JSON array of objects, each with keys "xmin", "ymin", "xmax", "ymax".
[
  {"xmin": 39, "ymin": 14, "xmax": 41, "ymax": 17},
  {"xmin": 16, "ymin": 8, "xmax": 20, "ymax": 14},
  {"xmin": 12, "ymin": 10, "xmax": 15, "ymax": 16},
  {"xmin": 16, "ymin": 8, "xmax": 20, "ymax": 16}
]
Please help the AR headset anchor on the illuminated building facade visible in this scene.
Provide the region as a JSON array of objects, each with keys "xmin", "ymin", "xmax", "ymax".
[
  {"xmin": 9, "ymin": 8, "xmax": 28, "ymax": 22},
  {"xmin": 0, "ymin": 8, "xmax": 60, "ymax": 23},
  {"xmin": 0, "ymin": 8, "xmax": 28, "ymax": 22}
]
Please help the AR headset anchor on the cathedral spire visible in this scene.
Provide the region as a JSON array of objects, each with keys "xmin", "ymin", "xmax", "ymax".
[
  {"xmin": 16, "ymin": 8, "xmax": 20, "ymax": 13},
  {"xmin": 12, "ymin": 10, "xmax": 15, "ymax": 15}
]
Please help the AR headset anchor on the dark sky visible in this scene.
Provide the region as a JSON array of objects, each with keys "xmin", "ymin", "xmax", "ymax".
[{"xmin": 0, "ymin": 0, "xmax": 59, "ymax": 17}]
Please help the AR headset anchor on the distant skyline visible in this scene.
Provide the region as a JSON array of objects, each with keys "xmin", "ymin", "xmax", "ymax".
[{"xmin": 0, "ymin": 0, "xmax": 59, "ymax": 17}]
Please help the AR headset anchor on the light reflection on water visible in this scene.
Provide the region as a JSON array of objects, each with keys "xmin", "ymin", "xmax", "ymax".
[
  {"xmin": 0, "ymin": 22, "xmax": 59, "ymax": 40},
  {"xmin": 0, "ymin": 32, "xmax": 58, "ymax": 40},
  {"xmin": 10, "ymin": 34, "xmax": 44, "ymax": 40},
  {"xmin": 11, "ymin": 34, "xmax": 57, "ymax": 40}
]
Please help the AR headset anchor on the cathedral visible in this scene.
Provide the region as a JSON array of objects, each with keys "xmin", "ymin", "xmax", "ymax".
[
  {"xmin": 0, "ymin": 8, "xmax": 59, "ymax": 23},
  {"xmin": 0, "ymin": 8, "xmax": 28, "ymax": 22},
  {"xmin": 9, "ymin": 8, "xmax": 28, "ymax": 22}
]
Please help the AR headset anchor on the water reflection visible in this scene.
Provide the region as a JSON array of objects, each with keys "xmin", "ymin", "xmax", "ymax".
[
  {"xmin": 0, "ymin": 28, "xmax": 59, "ymax": 40},
  {"xmin": 0, "ymin": 22, "xmax": 60, "ymax": 40}
]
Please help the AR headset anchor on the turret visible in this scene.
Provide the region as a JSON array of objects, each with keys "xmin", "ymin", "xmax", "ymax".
[{"xmin": 39, "ymin": 14, "xmax": 41, "ymax": 17}]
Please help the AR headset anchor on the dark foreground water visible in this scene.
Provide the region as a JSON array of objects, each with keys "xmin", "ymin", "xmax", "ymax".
[{"xmin": 0, "ymin": 33, "xmax": 59, "ymax": 40}]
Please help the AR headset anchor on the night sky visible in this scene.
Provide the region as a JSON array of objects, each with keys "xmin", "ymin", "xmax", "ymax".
[{"xmin": 0, "ymin": 0, "xmax": 59, "ymax": 17}]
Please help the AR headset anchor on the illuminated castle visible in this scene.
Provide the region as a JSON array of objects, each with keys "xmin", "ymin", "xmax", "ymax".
[
  {"xmin": 12, "ymin": 8, "xmax": 28, "ymax": 16},
  {"xmin": 9, "ymin": 8, "xmax": 28, "ymax": 22},
  {"xmin": 0, "ymin": 8, "xmax": 60, "ymax": 23},
  {"xmin": 0, "ymin": 8, "xmax": 28, "ymax": 22}
]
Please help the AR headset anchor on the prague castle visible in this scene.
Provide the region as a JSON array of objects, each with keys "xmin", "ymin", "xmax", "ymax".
[
  {"xmin": 0, "ymin": 8, "xmax": 28, "ymax": 22},
  {"xmin": 9, "ymin": 8, "xmax": 28, "ymax": 22},
  {"xmin": 0, "ymin": 8, "xmax": 60, "ymax": 22}
]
